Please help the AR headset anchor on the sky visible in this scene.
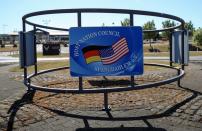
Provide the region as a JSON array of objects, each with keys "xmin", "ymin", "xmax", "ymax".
[{"xmin": 0, "ymin": 0, "xmax": 201, "ymax": 34}]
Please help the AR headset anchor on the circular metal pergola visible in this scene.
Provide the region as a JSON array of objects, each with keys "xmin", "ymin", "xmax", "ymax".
[{"xmin": 21, "ymin": 8, "xmax": 186, "ymax": 110}]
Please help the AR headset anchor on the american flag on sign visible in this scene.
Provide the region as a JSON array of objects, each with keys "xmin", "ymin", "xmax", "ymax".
[
  {"xmin": 82, "ymin": 37, "xmax": 129, "ymax": 65},
  {"xmin": 99, "ymin": 37, "xmax": 129, "ymax": 64}
]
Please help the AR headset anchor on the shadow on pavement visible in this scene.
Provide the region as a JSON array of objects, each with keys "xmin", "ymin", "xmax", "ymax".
[
  {"xmin": 76, "ymin": 118, "xmax": 167, "ymax": 131},
  {"xmin": 6, "ymin": 84, "xmax": 200, "ymax": 130},
  {"xmin": 6, "ymin": 90, "xmax": 36, "ymax": 131},
  {"xmin": 44, "ymin": 107, "xmax": 167, "ymax": 131},
  {"xmin": 88, "ymin": 79, "xmax": 133, "ymax": 87},
  {"xmin": 76, "ymin": 127, "xmax": 166, "ymax": 131},
  {"xmin": 37, "ymin": 89, "xmax": 198, "ymax": 121},
  {"xmin": 34, "ymin": 85, "xmax": 198, "ymax": 130},
  {"xmin": 179, "ymin": 85, "xmax": 202, "ymax": 95}
]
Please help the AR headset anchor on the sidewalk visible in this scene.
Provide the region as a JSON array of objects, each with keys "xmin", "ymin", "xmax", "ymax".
[{"xmin": 0, "ymin": 62, "xmax": 202, "ymax": 131}]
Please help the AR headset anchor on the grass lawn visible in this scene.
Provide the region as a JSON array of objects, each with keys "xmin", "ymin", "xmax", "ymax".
[
  {"xmin": 0, "ymin": 47, "xmax": 19, "ymax": 52},
  {"xmin": 4, "ymin": 41, "xmax": 202, "ymax": 58},
  {"xmin": 10, "ymin": 51, "xmax": 202, "ymax": 59},
  {"xmin": 0, "ymin": 63, "xmax": 11, "ymax": 67},
  {"xmin": 10, "ymin": 52, "xmax": 69, "ymax": 58},
  {"xmin": 144, "ymin": 42, "xmax": 169, "ymax": 52},
  {"xmin": 144, "ymin": 51, "xmax": 202, "ymax": 57},
  {"xmin": 9, "ymin": 61, "xmax": 69, "ymax": 73}
]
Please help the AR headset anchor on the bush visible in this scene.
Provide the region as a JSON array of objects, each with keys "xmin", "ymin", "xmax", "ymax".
[
  {"xmin": 13, "ymin": 44, "xmax": 17, "ymax": 48},
  {"xmin": 193, "ymin": 28, "xmax": 202, "ymax": 46},
  {"xmin": 1, "ymin": 44, "xmax": 5, "ymax": 48}
]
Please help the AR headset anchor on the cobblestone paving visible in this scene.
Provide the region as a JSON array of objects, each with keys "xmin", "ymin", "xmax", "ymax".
[
  {"xmin": 29, "ymin": 69, "xmax": 177, "ymax": 89},
  {"xmin": 0, "ymin": 63, "xmax": 202, "ymax": 131},
  {"xmin": 1, "ymin": 83, "xmax": 201, "ymax": 130}
]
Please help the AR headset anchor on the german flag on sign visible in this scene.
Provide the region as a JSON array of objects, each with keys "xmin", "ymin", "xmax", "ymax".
[
  {"xmin": 82, "ymin": 46, "xmax": 103, "ymax": 64},
  {"xmin": 82, "ymin": 38, "xmax": 129, "ymax": 65}
]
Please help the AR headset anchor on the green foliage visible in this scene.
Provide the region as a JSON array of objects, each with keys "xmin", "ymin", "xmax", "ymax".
[
  {"xmin": 162, "ymin": 20, "xmax": 176, "ymax": 39},
  {"xmin": 121, "ymin": 18, "xmax": 130, "ymax": 26},
  {"xmin": 185, "ymin": 21, "xmax": 195, "ymax": 36},
  {"xmin": 193, "ymin": 28, "xmax": 202, "ymax": 46},
  {"xmin": 143, "ymin": 20, "xmax": 157, "ymax": 40},
  {"xmin": 162, "ymin": 20, "xmax": 176, "ymax": 28},
  {"xmin": 143, "ymin": 20, "xmax": 157, "ymax": 51}
]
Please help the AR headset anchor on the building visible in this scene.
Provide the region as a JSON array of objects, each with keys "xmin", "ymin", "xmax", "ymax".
[{"xmin": 0, "ymin": 30, "xmax": 69, "ymax": 47}]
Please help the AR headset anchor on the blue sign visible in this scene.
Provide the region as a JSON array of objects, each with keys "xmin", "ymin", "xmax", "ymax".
[
  {"xmin": 70, "ymin": 27, "xmax": 143, "ymax": 76},
  {"xmin": 19, "ymin": 31, "xmax": 35, "ymax": 68}
]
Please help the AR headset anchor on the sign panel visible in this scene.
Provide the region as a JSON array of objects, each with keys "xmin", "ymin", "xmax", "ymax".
[
  {"xmin": 19, "ymin": 31, "xmax": 35, "ymax": 67},
  {"xmin": 172, "ymin": 30, "xmax": 189, "ymax": 65},
  {"xmin": 70, "ymin": 27, "xmax": 143, "ymax": 77},
  {"xmin": 19, "ymin": 32, "xmax": 24, "ymax": 67}
]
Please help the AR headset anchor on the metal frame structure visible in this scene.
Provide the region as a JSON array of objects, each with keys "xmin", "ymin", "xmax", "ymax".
[{"xmin": 22, "ymin": 8, "xmax": 186, "ymax": 110}]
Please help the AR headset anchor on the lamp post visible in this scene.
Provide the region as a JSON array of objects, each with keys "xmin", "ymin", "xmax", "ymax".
[
  {"xmin": 2, "ymin": 24, "xmax": 8, "ymax": 34},
  {"xmin": 42, "ymin": 19, "xmax": 51, "ymax": 42},
  {"xmin": 42, "ymin": 19, "xmax": 51, "ymax": 26}
]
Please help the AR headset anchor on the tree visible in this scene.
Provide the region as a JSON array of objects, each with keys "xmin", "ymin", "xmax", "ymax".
[
  {"xmin": 121, "ymin": 18, "xmax": 130, "ymax": 26},
  {"xmin": 162, "ymin": 20, "xmax": 176, "ymax": 39},
  {"xmin": 143, "ymin": 20, "xmax": 156, "ymax": 39},
  {"xmin": 193, "ymin": 28, "xmax": 202, "ymax": 46},
  {"xmin": 185, "ymin": 21, "xmax": 195, "ymax": 37},
  {"xmin": 143, "ymin": 20, "xmax": 157, "ymax": 51}
]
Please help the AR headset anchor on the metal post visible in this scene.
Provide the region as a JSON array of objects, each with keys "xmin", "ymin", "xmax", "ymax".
[
  {"xmin": 79, "ymin": 77, "xmax": 83, "ymax": 91},
  {"xmin": 77, "ymin": 12, "xmax": 81, "ymax": 27},
  {"xmin": 22, "ymin": 20, "xmax": 29, "ymax": 90},
  {"xmin": 104, "ymin": 92, "xmax": 108, "ymax": 110},
  {"xmin": 130, "ymin": 13, "xmax": 135, "ymax": 87},
  {"xmin": 130, "ymin": 13, "xmax": 134, "ymax": 26},
  {"xmin": 102, "ymin": 92, "xmax": 111, "ymax": 111},
  {"xmin": 169, "ymin": 30, "xmax": 173, "ymax": 66},
  {"xmin": 131, "ymin": 76, "xmax": 135, "ymax": 87},
  {"xmin": 181, "ymin": 30, "xmax": 185, "ymax": 70},
  {"xmin": 177, "ymin": 69, "xmax": 181, "ymax": 87},
  {"xmin": 77, "ymin": 12, "xmax": 83, "ymax": 90},
  {"xmin": 33, "ymin": 26, "xmax": 37, "ymax": 75},
  {"xmin": 28, "ymin": 78, "xmax": 31, "ymax": 87}
]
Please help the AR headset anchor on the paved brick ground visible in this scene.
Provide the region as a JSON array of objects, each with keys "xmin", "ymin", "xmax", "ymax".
[{"xmin": 0, "ymin": 62, "xmax": 202, "ymax": 131}]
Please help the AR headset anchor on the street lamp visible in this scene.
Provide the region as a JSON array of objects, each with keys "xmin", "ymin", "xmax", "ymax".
[
  {"xmin": 42, "ymin": 19, "xmax": 51, "ymax": 26},
  {"xmin": 2, "ymin": 24, "xmax": 8, "ymax": 34}
]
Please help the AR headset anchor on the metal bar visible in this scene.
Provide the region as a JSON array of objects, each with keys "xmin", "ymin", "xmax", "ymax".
[
  {"xmin": 33, "ymin": 26, "xmax": 37, "ymax": 75},
  {"xmin": 177, "ymin": 69, "xmax": 181, "ymax": 87},
  {"xmin": 181, "ymin": 30, "xmax": 185, "ymax": 70},
  {"xmin": 22, "ymin": 8, "xmax": 185, "ymax": 24},
  {"xmin": 130, "ymin": 13, "xmax": 135, "ymax": 87},
  {"xmin": 28, "ymin": 78, "xmax": 31, "ymax": 87},
  {"xmin": 104, "ymin": 92, "xmax": 108, "ymax": 110},
  {"xmin": 103, "ymin": 92, "xmax": 111, "ymax": 111},
  {"xmin": 169, "ymin": 30, "xmax": 173, "ymax": 66},
  {"xmin": 130, "ymin": 13, "xmax": 134, "ymax": 26},
  {"xmin": 22, "ymin": 21, "xmax": 28, "ymax": 87},
  {"xmin": 22, "ymin": 9, "xmax": 185, "ymax": 33},
  {"xmin": 24, "ymin": 19, "xmax": 181, "ymax": 33},
  {"xmin": 77, "ymin": 12, "xmax": 83, "ymax": 90},
  {"xmin": 131, "ymin": 76, "xmax": 135, "ymax": 88},
  {"xmin": 27, "ymin": 65, "xmax": 185, "ymax": 94},
  {"xmin": 79, "ymin": 77, "xmax": 83, "ymax": 91},
  {"xmin": 77, "ymin": 12, "xmax": 81, "ymax": 27}
]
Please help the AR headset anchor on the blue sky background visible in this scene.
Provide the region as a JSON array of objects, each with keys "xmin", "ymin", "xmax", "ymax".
[{"xmin": 0, "ymin": 0, "xmax": 201, "ymax": 34}]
